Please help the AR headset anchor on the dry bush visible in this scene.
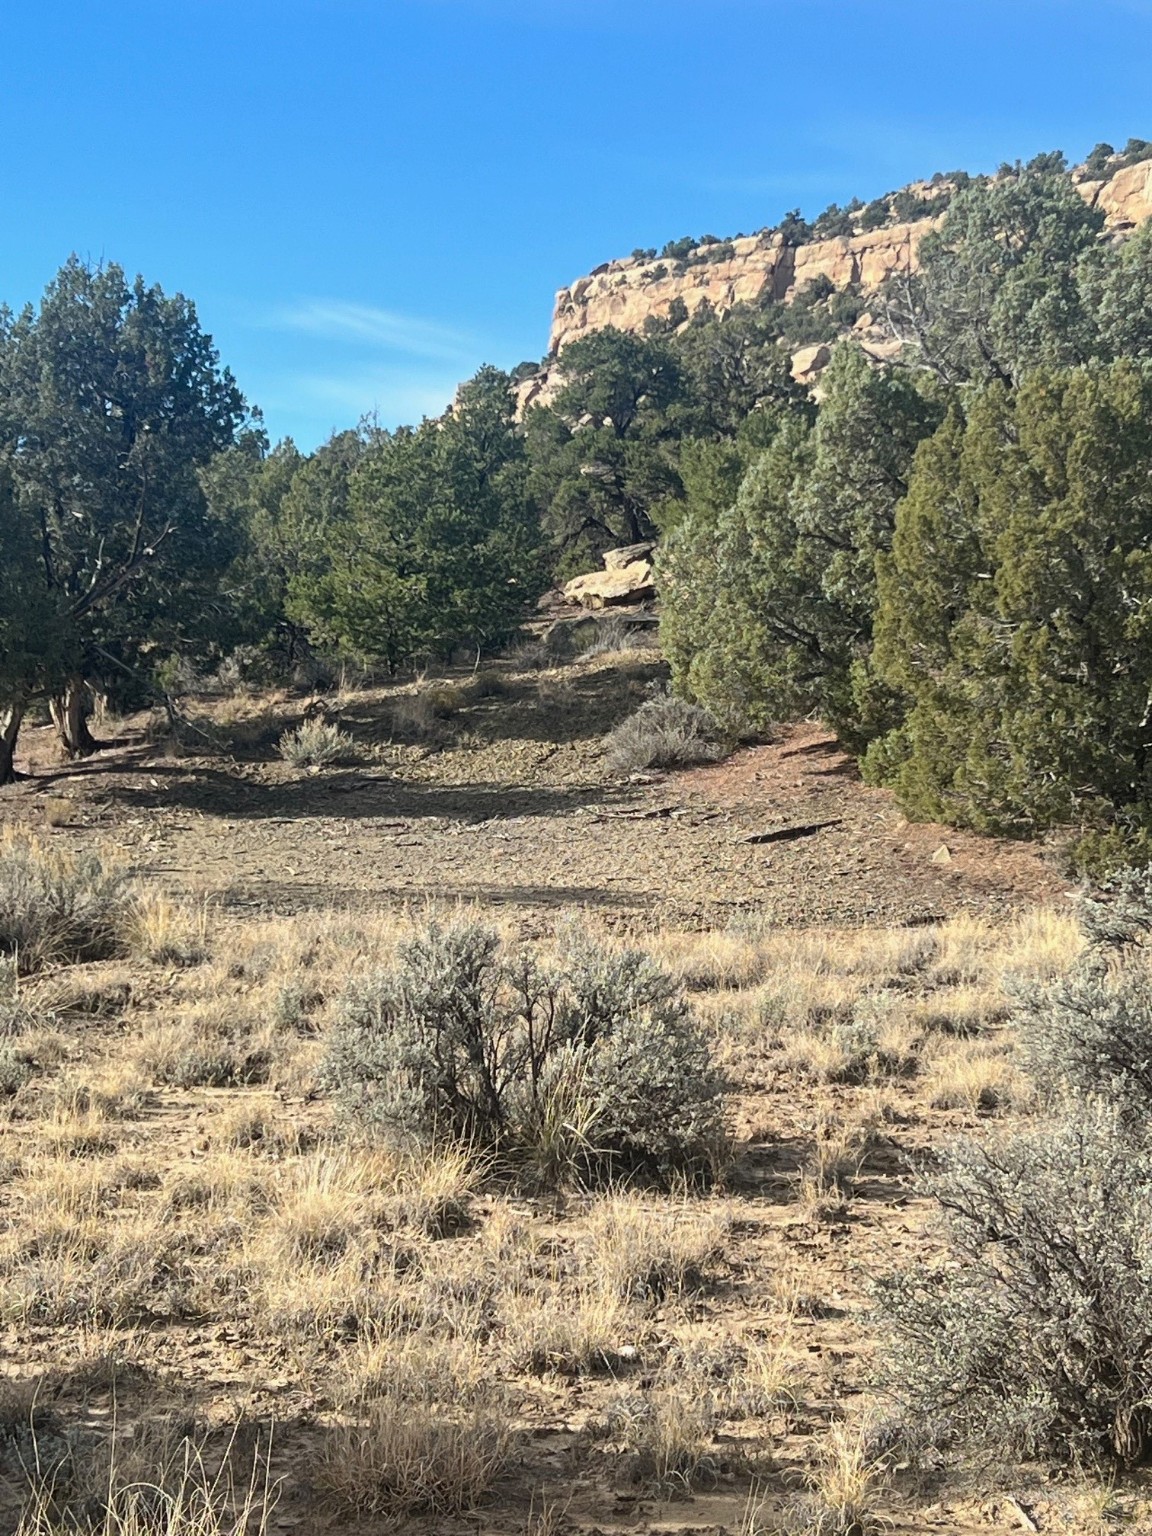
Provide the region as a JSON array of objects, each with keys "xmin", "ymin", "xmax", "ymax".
[
  {"xmin": 583, "ymin": 1194, "xmax": 729, "ymax": 1301},
  {"xmin": 0, "ymin": 831, "xmax": 130, "ymax": 973},
  {"xmin": 581, "ymin": 613, "xmax": 647, "ymax": 658},
  {"xmin": 322, "ymin": 919, "xmax": 725, "ymax": 1184},
  {"xmin": 876, "ymin": 1104, "xmax": 1152, "ymax": 1464},
  {"xmin": 313, "ymin": 1389, "xmax": 512, "ymax": 1521},
  {"xmin": 136, "ymin": 1002, "xmax": 273, "ymax": 1089},
  {"xmin": 922, "ymin": 1042, "xmax": 1020, "ymax": 1113},
  {"xmin": 278, "ymin": 718, "xmax": 354, "ymax": 768},
  {"xmin": 602, "ymin": 689, "xmax": 724, "ymax": 774},
  {"xmin": 502, "ymin": 1280, "xmax": 640, "ymax": 1376},
  {"xmin": 798, "ymin": 1116, "xmax": 874, "ymax": 1219},
  {"xmin": 14, "ymin": 1423, "xmax": 276, "ymax": 1536},
  {"xmin": 590, "ymin": 1388, "xmax": 719, "ymax": 1491},
  {"xmin": 781, "ymin": 1421, "xmax": 887, "ymax": 1536}
]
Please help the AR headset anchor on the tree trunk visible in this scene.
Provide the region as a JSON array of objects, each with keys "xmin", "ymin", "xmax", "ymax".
[
  {"xmin": 0, "ymin": 704, "xmax": 24, "ymax": 786},
  {"xmin": 50, "ymin": 677, "xmax": 98, "ymax": 759}
]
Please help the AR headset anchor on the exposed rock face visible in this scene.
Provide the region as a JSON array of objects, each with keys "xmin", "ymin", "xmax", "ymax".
[
  {"xmin": 1082, "ymin": 158, "xmax": 1152, "ymax": 229},
  {"xmin": 549, "ymin": 219, "xmax": 939, "ymax": 356},
  {"xmin": 541, "ymin": 160, "xmax": 1152, "ymax": 366}
]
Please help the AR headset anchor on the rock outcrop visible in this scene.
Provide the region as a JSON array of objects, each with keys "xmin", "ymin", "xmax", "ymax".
[
  {"xmin": 510, "ymin": 157, "xmax": 1152, "ymax": 416},
  {"xmin": 562, "ymin": 548, "xmax": 656, "ymax": 609},
  {"xmin": 1077, "ymin": 157, "xmax": 1152, "ymax": 230},
  {"xmin": 548, "ymin": 218, "xmax": 938, "ymax": 357}
]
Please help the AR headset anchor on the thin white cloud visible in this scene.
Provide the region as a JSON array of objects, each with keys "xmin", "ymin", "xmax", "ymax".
[
  {"xmin": 262, "ymin": 367, "xmax": 461, "ymax": 427},
  {"xmin": 273, "ymin": 300, "xmax": 475, "ymax": 362}
]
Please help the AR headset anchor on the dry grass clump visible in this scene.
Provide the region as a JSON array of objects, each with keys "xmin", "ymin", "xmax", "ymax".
[
  {"xmin": 14, "ymin": 1423, "xmax": 276, "ymax": 1536},
  {"xmin": 502, "ymin": 1278, "xmax": 641, "ymax": 1376},
  {"xmin": 135, "ymin": 1001, "xmax": 275, "ymax": 1089},
  {"xmin": 752, "ymin": 1421, "xmax": 886, "ymax": 1536},
  {"xmin": 313, "ymin": 1389, "xmax": 513, "ymax": 1522},
  {"xmin": 798, "ymin": 1115, "xmax": 876, "ymax": 1219},
  {"xmin": 0, "ymin": 830, "xmax": 130, "ymax": 973},
  {"xmin": 922, "ymin": 1042, "xmax": 1021, "ymax": 1113},
  {"xmin": 583, "ymin": 1193, "xmax": 729, "ymax": 1301},
  {"xmin": 125, "ymin": 890, "xmax": 210, "ymax": 967},
  {"xmin": 603, "ymin": 689, "xmax": 725, "ymax": 774},
  {"xmin": 278, "ymin": 718, "xmax": 354, "ymax": 767},
  {"xmin": 0, "ymin": 1207, "xmax": 206, "ymax": 1325},
  {"xmin": 590, "ymin": 1388, "xmax": 720, "ymax": 1491}
]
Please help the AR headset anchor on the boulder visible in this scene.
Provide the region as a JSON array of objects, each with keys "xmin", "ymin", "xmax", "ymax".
[
  {"xmin": 790, "ymin": 343, "xmax": 832, "ymax": 383},
  {"xmin": 603, "ymin": 541, "xmax": 655, "ymax": 571},
  {"xmin": 562, "ymin": 558, "xmax": 656, "ymax": 609}
]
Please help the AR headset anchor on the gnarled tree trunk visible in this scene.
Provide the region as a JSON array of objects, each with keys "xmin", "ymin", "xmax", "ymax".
[
  {"xmin": 0, "ymin": 704, "xmax": 24, "ymax": 786},
  {"xmin": 50, "ymin": 676, "xmax": 98, "ymax": 759}
]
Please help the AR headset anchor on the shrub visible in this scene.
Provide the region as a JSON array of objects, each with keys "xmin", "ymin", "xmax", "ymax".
[
  {"xmin": 0, "ymin": 831, "xmax": 129, "ymax": 973},
  {"xmin": 875, "ymin": 1105, "xmax": 1152, "ymax": 1464},
  {"xmin": 603, "ymin": 689, "xmax": 724, "ymax": 774},
  {"xmin": 278, "ymin": 718, "xmax": 353, "ymax": 768},
  {"xmin": 321, "ymin": 921, "xmax": 725, "ymax": 1183},
  {"xmin": 1012, "ymin": 869, "xmax": 1152, "ymax": 1119}
]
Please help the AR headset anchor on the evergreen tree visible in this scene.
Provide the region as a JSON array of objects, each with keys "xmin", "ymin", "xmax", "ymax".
[
  {"xmin": 867, "ymin": 363, "xmax": 1152, "ymax": 858},
  {"xmin": 525, "ymin": 327, "xmax": 683, "ymax": 570},
  {"xmin": 663, "ymin": 347, "xmax": 942, "ymax": 740},
  {"xmin": 293, "ymin": 368, "xmax": 543, "ymax": 671},
  {"xmin": 1085, "ymin": 218, "xmax": 1152, "ymax": 363},
  {"xmin": 0, "ymin": 257, "xmax": 247, "ymax": 755},
  {"xmin": 885, "ymin": 152, "xmax": 1103, "ymax": 385}
]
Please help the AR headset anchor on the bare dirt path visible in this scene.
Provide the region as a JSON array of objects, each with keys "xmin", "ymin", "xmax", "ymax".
[{"xmin": 0, "ymin": 655, "xmax": 1065, "ymax": 931}]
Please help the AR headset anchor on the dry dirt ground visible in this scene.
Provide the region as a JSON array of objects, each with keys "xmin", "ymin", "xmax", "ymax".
[
  {"xmin": 2, "ymin": 645, "xmax": 1062, "ymax": 932},
  {"xmin": 0, "ymin": 643, "xmax": 1132, "ymax": 1536}
]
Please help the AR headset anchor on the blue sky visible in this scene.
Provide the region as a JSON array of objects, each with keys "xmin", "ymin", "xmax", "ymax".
[{"xmin": 2, "ymin": 0, "xmax": 1150, "ymax": 448}]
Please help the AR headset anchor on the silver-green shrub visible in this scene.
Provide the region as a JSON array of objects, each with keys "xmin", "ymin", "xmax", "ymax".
[
  {"xmin": 0, "ymin": 833, "xmax": 129, "ymax": 972},
  {"xmin": 1014, "ymin": 868, "xmax": 1152, "ymax": 1119},
  {"xmin": 321, "ymin": 921, "xmax": 724, "ymax": 1183},
  {"xmin": 875, "ymin": 1105, "xmax": 1152, "ymax": 1464}
]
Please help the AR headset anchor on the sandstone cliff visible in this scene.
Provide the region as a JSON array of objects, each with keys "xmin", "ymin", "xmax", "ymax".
[
  {"xmin": 536, "ymin": 158, "xmax": 1152, "ymax": 370},
  {"xmin": 548, "ymin": 218, "xmax": 938, "ymax": 358}
]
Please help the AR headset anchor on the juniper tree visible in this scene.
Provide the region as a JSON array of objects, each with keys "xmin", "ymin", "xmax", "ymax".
[{"xmin": 867, "ymin": 362, "xmax": 1152, "ymax": 855}]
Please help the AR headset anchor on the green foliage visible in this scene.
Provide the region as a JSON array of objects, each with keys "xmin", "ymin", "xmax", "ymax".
[
  {"xmin": 876, "ymin": 1105, "xmax": 1152, "ymax": 1465},
  {"xmin": 526, "ymin": 328, "xmax": 683, "ymax": 568},
  {"xmin": 885, "ymin": 155, "xmax": 1103, "ymax": 384},
  {"xmin": 322, "ymin": 921, "xmax": 725, "ymax": 1183},
  {"xmin": 660, "ymin": 236, "xmax": 699, "ymax": 261},
  {"xmin": 670, "ymin": 303, "xmax": 809, "ymax": 439},
  {"xmin": 662, "ymin": 347, "xmax": 942, "ymax": 741},
  {"xmin": 0, "ymin": 257, "xmax": 248, "ymax": 698},
  {"xmin": 1084, "ymin": 218, "xmax": 1152, "ymax": 364},
  {"xmin": 776, "ymin": 278, "xmax": 866, "ymax": 346},
  {"xmin": 295, "ymin": 367, "xmax": 544, "ymax": 669},
  {"xmin": 867, "ymin": 363, "xmax": 1152, "ymax": 842}
]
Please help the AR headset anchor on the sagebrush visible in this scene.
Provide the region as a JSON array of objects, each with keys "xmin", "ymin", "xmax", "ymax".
[
  {"xmin": 322, "ymin": 921, "xmax": 725, "ymax": 1182},
  {"xmin": 875, "ymin": 1105, "xmax": 1152, "ymax": 1464},
  {"xmin": 603, "ymin": 688, "xmax": 724, "ymax": 774},
  {"xmin": 0, "ymin": 830, "xmax": 130, "ymax": 972}
]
